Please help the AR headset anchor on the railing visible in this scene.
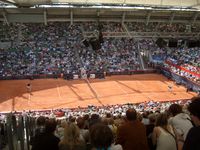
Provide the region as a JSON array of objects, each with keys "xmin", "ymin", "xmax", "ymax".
[
  {"xmin": 0, "ymin": 69, "xmax": 156, "ymax": 80},
  {"xmin": 83, "ymin": 31, "xmax": 200, "ymax": 38},
  {"xmin": 0, "ymin": 74, "xmax": 61, "ymax": 80},
  {"xmin": 83, "ymin": 32, "xmax": 129, "ymax": 38},
  {"xmin": 129, "ymin": 32, "xmax": 200, "ymax": 38}
]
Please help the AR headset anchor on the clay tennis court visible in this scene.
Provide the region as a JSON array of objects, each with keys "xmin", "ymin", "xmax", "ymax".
[{"xmin": 0, "ymin": 74, "xmax": 197, "ymax": 112}]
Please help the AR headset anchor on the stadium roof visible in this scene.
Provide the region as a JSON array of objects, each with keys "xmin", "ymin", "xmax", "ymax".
[{"xmin": 1, "ymin": 0, "xmax": 200, "ymax": 11}]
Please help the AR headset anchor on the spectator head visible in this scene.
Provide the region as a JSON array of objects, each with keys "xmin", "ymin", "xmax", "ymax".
[
  {"xmin": 106, "ymin": 113, "xmax": 112, "ymax": 118},
  {"xmin": 36, "ymin": 116, "xmax": 46, "ymax": 126},
  {"xmin": 155, "ymin": 113, "xmax": 168, "ymax": 127},
  {"xmin": 90, "ymin": 123, "xmax": 113, "ymax": 149},
  {"xmin": 188, "ymin": 97, "xmax": 200, "ymax": 126},
  {"xmin": 91, "ymin": 113, "xmax": 100, "ymax": 120},
  {"xmin": 76, "ymin": 117, "xmax": 85, "ymax": 129},
  {"xmin": 45, "ymin": 119, "xmax": 57, "ymax": 134},
  {"xmin": 148, "ymin": 113, "xmax": 156, "ymax": 124},
  {"xmin": 83, "ymin": 114, "xmax": 90, "ymax": 129},
  {"xmin": 89, "ymin": 114, "xmax": 101, "ymax": 127},
  {"xmin": 142, "ymin": 111, "xmax": 149, "ymax": 118},
  {"xmin": 62, "ymin": 122, "xmax": 80, "ymax": 144},
  {"xmin": 83, "ymin": 114, "xmax": 89, "ymax": 121},
  {"xmin": 126, "ymin": 108, "xmax": 137, "ymax": 121},
  {"xmin": 69, "ymin": 116, "xmax": 76, "ymax": 123},
  {"xmin": 168, "ymin": 104, "xmax": 182, "ymax": 116}
]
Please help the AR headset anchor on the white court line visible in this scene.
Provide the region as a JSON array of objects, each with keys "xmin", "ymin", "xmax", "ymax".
[{"xmin": 56, "ymin": 82, "xmax": 62, "ymax": 100}]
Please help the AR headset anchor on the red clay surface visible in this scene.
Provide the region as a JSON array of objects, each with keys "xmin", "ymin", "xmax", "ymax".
[{"xmin": 0, "ymin": 74, "xmax": 197, "ymax": 112}]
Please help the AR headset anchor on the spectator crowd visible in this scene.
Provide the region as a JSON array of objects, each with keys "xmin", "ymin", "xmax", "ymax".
[
  {"xmin": 0, "ymin": 22, "xmax": 199, "ymax": 83},
  {"xmin": 0, "ymin": 21, "xmax": 200, "ymax": 150},
  {"xmin": 1, "ymin": 97, "xmax": 200, "ymax": 150},
  {"xmin": 0, "ymin": 22, "xmax": 141, "ymax": 77}
]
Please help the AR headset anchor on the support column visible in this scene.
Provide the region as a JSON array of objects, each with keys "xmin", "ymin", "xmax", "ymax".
[
  {"xmin": 146, "ymin": 11, "xmax": 151, "ymax": 26},
  {"xmin": 70, "ymin": 10, "xmax": 73, "ymax": 26},
  {"xmin": 2, "ymin": 11, "xmax": 9, "ymax": 26},
  {"xmin": 122, "ymin": 12, "xmax": 126, "ymax": 24},
  {"xmin": 44, "ymin": 9, "xmax": 47, "ymax": 26},
  {"xmin": 169, "ymin": 12, "xmax": 175, "ymax": 25},
  {"xmin": 191, "ymin": 12, "xmax": 199, "ymax": 25}
]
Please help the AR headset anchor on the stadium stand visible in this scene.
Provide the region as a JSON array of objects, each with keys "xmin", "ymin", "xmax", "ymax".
[{"xmin": 0, "ymin": 0, "xmax": 200, "ymax": 149}]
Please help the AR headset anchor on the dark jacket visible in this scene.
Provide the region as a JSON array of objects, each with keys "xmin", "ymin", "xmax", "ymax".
[
  {"xmin": 183, "ymin": 126, "xmax": 200, "ymax": 150},
  {"xmin": 32, "ymin": 132, "xmax": 60, "ymax": 150}
]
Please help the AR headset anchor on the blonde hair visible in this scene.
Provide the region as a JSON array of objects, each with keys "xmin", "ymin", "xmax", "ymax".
[{"xmin": 60, "ymin": 122, "xmax": 82, "ymax": 149}]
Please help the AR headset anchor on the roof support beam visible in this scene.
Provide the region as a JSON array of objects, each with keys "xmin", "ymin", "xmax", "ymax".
[
  {"xmin": 97, "ymin": 10, "xmax": 100, "ymax": 23},
  {"xmin": 123, "ymin": 0, "xmax": 126, "ymax": 5},
  {"xmin": 122, "ymin": 12, "xmax": 126, "ymax": 24},
  {"xmin": 2, "ymin": 11, "xmax": 9, "ymax": 26},
  {"xmin": 160, "ymin": 0, "xmax": 163, "ymax": 5},
  {"xmin": 191, "ymin": 12, "xmax": 199, "ymax": 24},
  {"xmin": 70, "ymin": 10, "xmax": 73, "ymax": 25},
  {"xmin": 146, "ymin": 11, "xmax": 151, "ymax": 25},
  {"xmin": 0, "ymin": 0, "xmax": 16, "ymax": 5},
  {"xmin": 43, "ymin": 9, "xmax": 47, "ymax": 26},
  {"xmin": 169, "ymin": 12, "xmax": 175, "ymax": 25}
]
